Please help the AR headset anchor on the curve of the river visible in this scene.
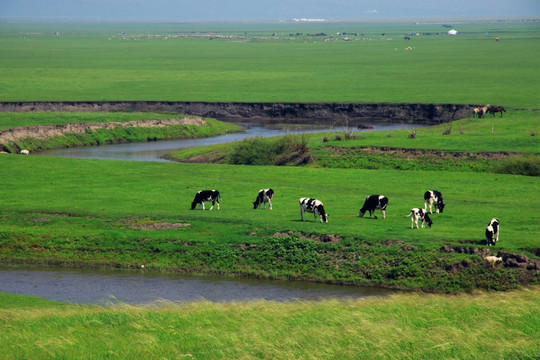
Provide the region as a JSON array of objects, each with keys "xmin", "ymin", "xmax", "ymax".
[
  {"xmin": 16, "ymin": 122, "xmax": 415, "ymax": 304},
  {"xmin": 35, "ymin": 122, "xmax": 418, "ymax": 162},
  {"xmin": 0, "ymin": 267, "xmax": 394, "ymax": 305}
]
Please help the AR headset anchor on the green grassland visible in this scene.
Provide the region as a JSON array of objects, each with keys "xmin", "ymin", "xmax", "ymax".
[
  {"xmin": 1, "ymin": 20, "xmax": 539, "ymax": 107},
  {"xmin": 1, "ymin": 153, "xmax": 538, "ymax": 291},
  {"xmin": 1, "ymin": 288, "xmax": 539, "ymax": 359}
]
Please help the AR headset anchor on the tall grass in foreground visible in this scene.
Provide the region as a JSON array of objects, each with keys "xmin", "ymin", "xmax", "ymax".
[{"xmin": 1, "ymin": 288, "xmax": 538, "ymax": 359}]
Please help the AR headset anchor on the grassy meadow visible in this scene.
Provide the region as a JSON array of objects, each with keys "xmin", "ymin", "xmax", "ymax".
[
  {"xmin": 0, "ymin": 19, "xmax": 539, "ymax": 359},
  {"xmin": 0, "ymin": 20, "xmax": 539, "ymax": 107},
  {"xmin": 1, "ymin": 288, "xmax": 539, "ymax": 359},
  {"xmin": 0, "ymin": 153, "xmax": 538, "ymax": 291}
]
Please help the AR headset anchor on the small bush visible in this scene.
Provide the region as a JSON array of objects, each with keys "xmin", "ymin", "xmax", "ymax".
[
  {"xmin": 408, "ymin": 129, "xmax": 416, "ymax": 139},
  {"xmin": 442, "ymin": 124, "xmax": 452, "ymax": 135},
  {"xmin": 228, "ymin": 135, "xmax": 311, "ymax": 166}
]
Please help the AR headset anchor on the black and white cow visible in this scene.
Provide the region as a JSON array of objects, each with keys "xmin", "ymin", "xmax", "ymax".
[
  {"xmin": 407, "ymin": 208, "xmax": 433, "ymax": 229},
  {"xmin": 486, "ymin": 218, "xmax": 500, "ymax": 246},
  {"xmin": 424, "ymin": 190, "xmax": 445, "ymax": 214},
  {"xmin": 191, "ymin": 190, "xmax": 221, "ymax": 210},
  {"xmin": 359, "ymin": 195, "xmax": 388, "ymax": 219},
  {"xmin": 299, "ymin": 197, "xmax": 328, "ymax": 223},
  {"xmin": 253, "ymin": 188, "xmax": 274, "ymax": 210}
]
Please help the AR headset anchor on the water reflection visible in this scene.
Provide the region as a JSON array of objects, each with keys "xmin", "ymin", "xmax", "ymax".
[{"xmin": 0, "ymin": 267, "xmax": 393, "ymax": 305}]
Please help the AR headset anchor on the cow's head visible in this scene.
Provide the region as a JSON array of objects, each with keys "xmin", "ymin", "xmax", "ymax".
[
  {"xmin": 359, "ymin": 208, "xmax": 367, "ymax": 218},
  {"xmin": 321, "ymin": 213, "xmax": 329, "ymax": 223},
  {"xmin": 253, "ymin": 200, "xmax": 259, "ymax": 209},
  {"xmin": 438, "ymin": 203, "xmax": 446, "ymax": 213},
  {"xmin": 424, "ymin": 214, "xmax": 433, "ymax": 228}
]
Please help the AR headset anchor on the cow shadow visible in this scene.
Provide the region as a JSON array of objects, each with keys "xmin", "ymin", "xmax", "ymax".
[{"xmin": 459, "ymin": 239, "xmax": 487, "ymax": 245}]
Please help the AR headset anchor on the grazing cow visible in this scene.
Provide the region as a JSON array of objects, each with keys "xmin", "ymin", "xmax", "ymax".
[
  {"xmin": 299, "ymin": 197, "xmax": 328, "ymax": 223},
  {"xmin": 486, "ymin": 218, "xmax": 500, "ymax": 246},
  {"xmin": 253, "ymin": 188, "xmax": 274, "ymax": 210},
  {"xmin": 424, "ymin": 190, "xmax": 445, "ymax": 214},
  {"xmin": 487, "ymin": 106, "xmax": 506, "ymax": 118},
  {"xmin": 191, "ymin": 190, "xmax": 221, "ymax": 210},
  {"xmin": 359, "ymin": 195, "xmax": 388, "ymax": 219},
  {"xmin": 20, "ymin": 149, "xmax": 30, "ymax": 155},
  {"xmin": 407, "ymin": 208, "xmax": 433, "ymax": 229}
]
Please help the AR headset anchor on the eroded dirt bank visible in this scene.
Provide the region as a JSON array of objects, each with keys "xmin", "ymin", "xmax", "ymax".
[
  {"xmin": 0, "ymin": 116, "xmax": 206, "ymax": 144},
  {"xmin": 0, "ymin": 101, "xmax": 474, "ymax": 124}
]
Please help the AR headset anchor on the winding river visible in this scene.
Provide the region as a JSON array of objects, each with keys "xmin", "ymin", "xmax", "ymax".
[
  {"xmin": 35, "ymin": 122, "xmax": 418, "ymax": 162},
  {"xmin": 6, "ymin": 121, "xmax": 416, "ymax": 304}
]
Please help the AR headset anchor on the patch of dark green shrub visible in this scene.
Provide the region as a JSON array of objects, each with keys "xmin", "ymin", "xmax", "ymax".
[{"xmin": 228, "ymin": 135, "xmax": 311, "ymax": 166}]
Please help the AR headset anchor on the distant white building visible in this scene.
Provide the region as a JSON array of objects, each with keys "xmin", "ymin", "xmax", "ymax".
[{"xmin": 447, "ymin": 29, "xmax": 458, "ymax": 35}]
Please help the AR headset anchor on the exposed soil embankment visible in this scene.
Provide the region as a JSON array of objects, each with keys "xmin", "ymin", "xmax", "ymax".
[
  {"xmin": 0, "ymin": 101, "xmax": 474, "ymax": 124},
  {"xmin": 0, "ymin": 116, "xmax": 206, "ymax": 144}
]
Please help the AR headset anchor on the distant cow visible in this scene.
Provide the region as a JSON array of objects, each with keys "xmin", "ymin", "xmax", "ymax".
[
  {"xmin": 253, "ymin": 188, "xmax": 274, "ymax": 210},
  {"xmin": 191, "ymin": 190, "xmax": 221, "ymax": 210},
  {"xmin": 407, "ymin": 208, "xmax": 433, "ymax": 229},
  {"xmin": 300, "ymin": 197, "xmax": 328, "ymax": 223},
  {"xmin": 486, "ymin": 218, "xmax": 500, "ymax": 246},
  {"xmin": 424, "ymin": 190, "xmax": 445, "ymax": 214},
  {"xmin": 487, "ymin": 106, "xmax": 506, "ymax": 118},
  {"xmin": 359, "ymin": 195, "xmax": 388, "ymax": 219},
  {"xmin": 20, "ymin": 149, "xmax": 30, "ymax": 155}
]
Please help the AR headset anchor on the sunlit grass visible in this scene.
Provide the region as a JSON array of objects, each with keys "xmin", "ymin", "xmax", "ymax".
[{"xmin": 1, "ymin": 288, "xmax": 538, "ymax": 359}]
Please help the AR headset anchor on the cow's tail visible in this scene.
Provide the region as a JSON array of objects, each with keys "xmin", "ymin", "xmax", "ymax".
[{"xmin": 404, "ymin": 213, "xmax": 412, "ymax": 218}]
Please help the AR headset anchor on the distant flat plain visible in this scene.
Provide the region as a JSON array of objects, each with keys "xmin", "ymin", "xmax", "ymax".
[{"xmin": 0, "ymin": 20, "xmax": 538, "ymax": 107}]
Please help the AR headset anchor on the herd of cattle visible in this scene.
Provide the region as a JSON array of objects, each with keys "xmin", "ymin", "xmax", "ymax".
[
  {"xmin": 191, "ymin": 188, "xmax": 500, "ymax": 246},
  {"xmin": 472, "ymin": 104, "xmax": 507, "ymax": 118}
]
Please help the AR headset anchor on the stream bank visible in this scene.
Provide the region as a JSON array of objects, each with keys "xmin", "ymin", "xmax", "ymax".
[{"xmin": 0, "ymin": 101, "xmax": 474, "ymax": 124}]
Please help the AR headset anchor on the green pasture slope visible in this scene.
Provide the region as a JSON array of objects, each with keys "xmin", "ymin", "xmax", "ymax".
[
  {"xmin": 0, "ymin": 20, "xmax": 539, "ymax": 107},
  {"xmin": 1, "ymin": 288, "xmax": 539, "ymax": 359},
  {"xmin": 1, "ymin": 154, "xmax": 539, "ymax": 291}
]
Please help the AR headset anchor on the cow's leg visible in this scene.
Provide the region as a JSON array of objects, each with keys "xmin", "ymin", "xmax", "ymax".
[
  {"xmin": 314, "ymin": 210, "xmax": 319, "ymax": 222},
  {"xmin": 209, "ymin": 200, "xmax": 215, "ymax": 211},
  {"xmin": 411, "ymin": 216, "xmax": 414, "ymax": 229},
  {"xmin": 216, "ymin": 200, "xmax": 220, "ymax": 210},
  {"xmin": 268, "ymin": 199, "xmax": 272, "ymax": 210},
  {"xmin": 300, "ymin": 207, "xmax": 305, "ymax": 222},
  {"xmin": 381, "ymin": 209, "xmax": 386, "ymax": 219}
]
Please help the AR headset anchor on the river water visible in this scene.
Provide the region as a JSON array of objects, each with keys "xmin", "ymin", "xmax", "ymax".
[
  {"xmin": 0, "ymin": 267, "xmax": 393, "ymax": 305},
  {"xmin": 35, "ymin": 122, "xmax": 417, "ymax": 162},
  {"xmin": 11, "ymin": 122, "xmax": 412, "ymax": 304}
]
